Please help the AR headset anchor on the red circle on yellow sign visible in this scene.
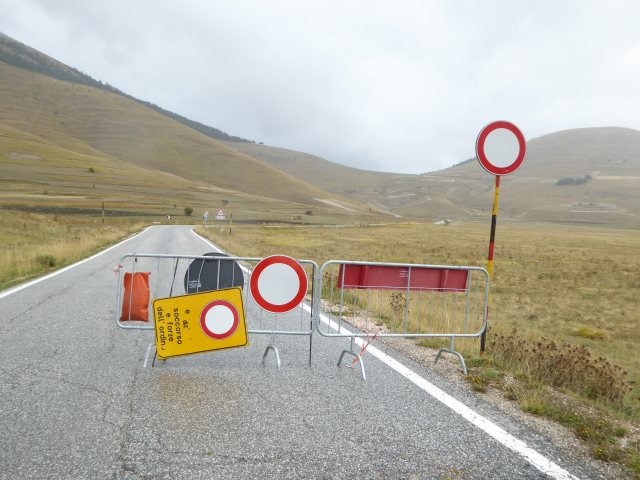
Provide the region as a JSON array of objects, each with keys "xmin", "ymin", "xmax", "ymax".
[{"xmin": 199, "ymin": 300, "xmax": 240, "ymax": 339}]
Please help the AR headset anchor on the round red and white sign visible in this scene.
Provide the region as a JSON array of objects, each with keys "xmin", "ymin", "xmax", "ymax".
[
  {"xmin": 200, "ymin": 300, "xmax": 240, "ymax": 339},
  {"xmin": 476, "ymin": 121, "xmax": 526, "ymax": 176},
  {"xmin": 250, "ymin": 255, "xmax": 308, "ymax": 313}
]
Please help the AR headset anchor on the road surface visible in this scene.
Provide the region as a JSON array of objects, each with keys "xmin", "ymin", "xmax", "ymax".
[{"xmin": 0, "ymin": 226, "xmax": 605, "ymax": 479}]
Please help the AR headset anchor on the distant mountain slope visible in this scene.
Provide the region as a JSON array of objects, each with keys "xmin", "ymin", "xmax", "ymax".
[
  {"xmin": 0, "ymin": 59, "xmax": 368, "ymax": 212},
  {"xmin": 2, "ymin": 32, "xmax": 638, "ymax": 227},
  {"xmin": 224, "ymin": 128, "xmax": 640, "ymax": 227},
  {"xmin": 378, "ymin": 127, "xmax": 640, "ymax": 226},
  {"xmin": 0, "ymin": 32, "xmax": 250, "ymax": 144},
  {"xmin": 443, "ymin": 127, "xmax": 640, "ymax": 179},
  {"xmin": 221, "ymin": 140, "xmax": 406, "ymax": 194}
]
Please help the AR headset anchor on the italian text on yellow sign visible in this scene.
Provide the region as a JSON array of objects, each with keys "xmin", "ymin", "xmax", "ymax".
[{"xmin": 153, "ymin": 287, "xmax": 248, "ymax": 359}]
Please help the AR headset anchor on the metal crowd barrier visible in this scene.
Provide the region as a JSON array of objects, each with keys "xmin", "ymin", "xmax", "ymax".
[
  {"xmin": 115, "ymin": 253, "xmax": 317, "ymax": 369},
  {"xmin": 315, "ymin": 260, "xmax": 490, "ymax": 377}
]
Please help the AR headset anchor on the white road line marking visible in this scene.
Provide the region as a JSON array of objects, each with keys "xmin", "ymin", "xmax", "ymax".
[
  {"xmin": 193, "ymin": 229, "xmax": 581, "ymax": 480},
  {"xmin": 317, "ymin": 313, "xmax": 580, "ymax": 480},
  {"xmin": 0, "ymin": 227, "xmax": 151, "ymax": 300}
]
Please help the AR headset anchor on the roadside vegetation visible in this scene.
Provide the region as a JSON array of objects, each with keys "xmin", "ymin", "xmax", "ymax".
[
  {"xmin": 197, "ymin": 221, "xmax": 640, "ymax": 477},
  {"xmin": 0, "ymin": 209, "xmax": 146, "ymax": 290}
]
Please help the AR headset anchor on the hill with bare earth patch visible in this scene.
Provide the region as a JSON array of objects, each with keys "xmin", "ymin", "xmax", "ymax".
[
  {"xmin": 427, "ymin": 127, "xmax": 640, "ymax": 225},
  {"xmin": 227, "ymin": 128, "xmax": 640, "ymax": 227}
]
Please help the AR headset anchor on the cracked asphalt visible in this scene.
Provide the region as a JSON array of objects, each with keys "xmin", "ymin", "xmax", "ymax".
[{"xmin": 0, "ymin": 226, "xmax": 603, "ymax": 479}]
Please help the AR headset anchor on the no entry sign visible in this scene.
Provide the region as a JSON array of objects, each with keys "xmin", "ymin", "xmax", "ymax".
[
  {"xmin": 476, "ymin": 121, "xmax": 526, "ymax": 175},
  {"xmin": 250, "ymin": 255, "xmax": 308, "ymax": 313}
]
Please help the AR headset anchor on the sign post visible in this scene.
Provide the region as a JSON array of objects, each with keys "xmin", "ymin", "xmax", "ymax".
[{"xmin": 475, "ymin": 121, "xmax": 526, "ymax": 353}]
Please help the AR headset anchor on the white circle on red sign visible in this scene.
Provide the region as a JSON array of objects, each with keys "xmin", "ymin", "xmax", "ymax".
[
  {"xmin": 199, "ymin": 300, "xmax": 239, "ymax": 339},
  {"xmin": 250, "ymin": 255, "xmax": 308, "ymax": 313},
  {"xmin": 476, "ymin": 121, "xmax": 526, "ymax": 175}
]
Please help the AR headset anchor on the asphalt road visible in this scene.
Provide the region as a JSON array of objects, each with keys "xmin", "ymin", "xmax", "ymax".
[{"xmin": 0, "ymin": 226, "xmax": 604, "ymax": 479}]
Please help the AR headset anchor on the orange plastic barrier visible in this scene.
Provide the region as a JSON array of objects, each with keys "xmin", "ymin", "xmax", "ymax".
[{"xmin": 120, "ymin": 272, "xmax": 151, "ymax": 322}]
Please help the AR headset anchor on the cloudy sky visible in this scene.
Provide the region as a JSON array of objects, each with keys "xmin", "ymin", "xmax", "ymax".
[{"xmin": 1, "ymin": 0, "xmax": 639, "ymax": 173}]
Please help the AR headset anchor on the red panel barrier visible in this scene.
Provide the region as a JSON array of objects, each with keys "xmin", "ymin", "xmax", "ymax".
[{"xmin": 337, "ymin": 264, "xmax": 468, "ymax": 292}]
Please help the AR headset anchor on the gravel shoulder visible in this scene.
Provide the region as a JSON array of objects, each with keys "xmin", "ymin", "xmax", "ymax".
[{"xmin": 342, "ymin": 309, "xmax": 632, "ymax": 480}]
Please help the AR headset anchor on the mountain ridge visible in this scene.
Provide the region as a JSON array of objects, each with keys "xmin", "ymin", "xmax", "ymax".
[{"xmin": 0, "ymin": 32, "xmax": 251, "ymax": 144}]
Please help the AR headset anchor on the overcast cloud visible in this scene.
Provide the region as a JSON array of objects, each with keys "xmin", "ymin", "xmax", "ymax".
[{"xmin": 1, "ymin": 0, "xmax": 638, "ymax": 173}]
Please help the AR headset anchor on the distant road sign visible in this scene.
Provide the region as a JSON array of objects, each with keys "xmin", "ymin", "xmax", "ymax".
[
  {"xmin": 250, "ymin": 255, "xmax": 307, "ymax": 313},
  {"xmin": 153, "ymin": 287, "xmax": 248, "ymax": 359},
  {"xmin": 476, "ymin": 121, "xmax": 526, "ymax": 175},
  {"xmin": 216, "ymin": 209, "xmax": 225, "ymax": 221}
]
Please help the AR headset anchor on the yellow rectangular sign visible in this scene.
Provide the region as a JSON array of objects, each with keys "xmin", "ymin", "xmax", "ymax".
[{"xmin": 153, "ymin": 287, "xmax": 248, "ymax": 359}]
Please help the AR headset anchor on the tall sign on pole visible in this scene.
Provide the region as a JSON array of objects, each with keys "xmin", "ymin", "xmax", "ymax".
[{"xmin": 475, "ymin": 121, "xmax": 526, "ymax": 353}]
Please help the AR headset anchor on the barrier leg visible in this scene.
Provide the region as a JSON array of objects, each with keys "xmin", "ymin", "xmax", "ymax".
[
  {"xmin": 143, "ymin": 343, "xmax": 155, "ymax": 368},
  {"xmin": 337, "ymin": 337, "xmax": 367, "ymax": 380},
  {"xmin": 434, "ymin": 337, "xmax": 468, "ymax": 375},
  {"xmin": 262, "ymin": 345, "xmax": 281, "ymax": 370},
  {"xmin": 144, "ymin": 343, "xmax": 166, "ymax": 368}
]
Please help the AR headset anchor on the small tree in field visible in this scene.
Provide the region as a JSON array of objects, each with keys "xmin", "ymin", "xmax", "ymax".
[{"xmin": 184, "ymin": 207, "xmax": 193, "ymax": 216}]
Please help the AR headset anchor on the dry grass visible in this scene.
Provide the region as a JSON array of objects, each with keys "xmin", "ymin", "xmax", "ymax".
[
  {"xmin": 0, "ymin": 209, "xmax": 146, "ymax": 289},
  {"xmin": 201, "ymin": 220, "xmax": 640, "ymax": 475},
  {"xmin": 198, "ymin": 221, "xmax": 640, "ymax": 418},
  {"xmin": 489, "ymin": 330, "xmax": 630, "ymax": 409}
]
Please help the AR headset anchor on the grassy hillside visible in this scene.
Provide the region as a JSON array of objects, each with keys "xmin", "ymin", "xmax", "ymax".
[
  {"xmin": 228, "ymin": 128, "xmax": 640, "ymax": 226},
  {"xmin": 221, "ymin": 140, "xmax": 406, "ymax": 194},
  {"xmin": 3, "ymin": 31, "xmax": 638, "ymax": 227},
  {"xmin": 431, "ymin": 127, "xmax": 640, "ymax": 225},
  {"xmin": 0, "ymin": 60, "xmax": 375, "ymax": 219},
  {"xmin": 0, "ymin": 32, "xmax": 249, "ymax": 143}
]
